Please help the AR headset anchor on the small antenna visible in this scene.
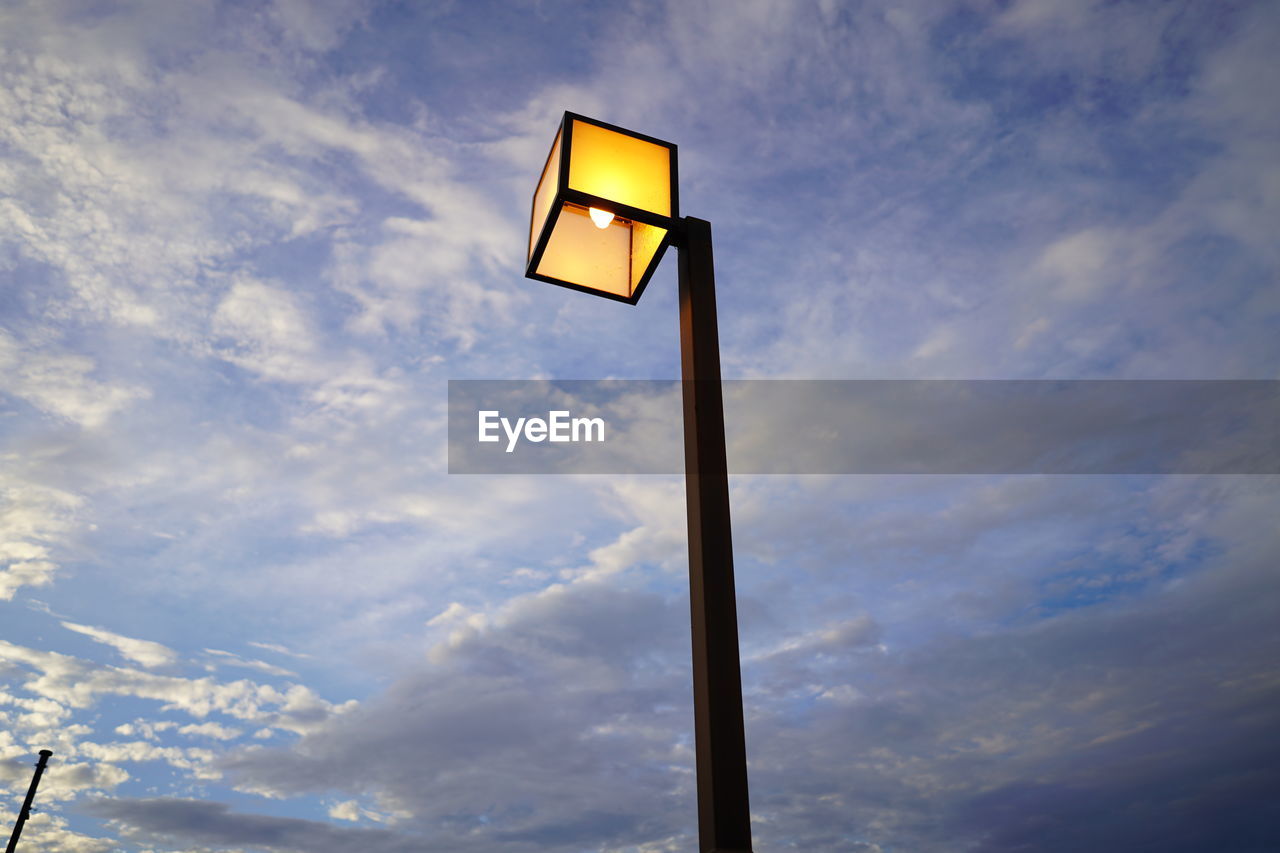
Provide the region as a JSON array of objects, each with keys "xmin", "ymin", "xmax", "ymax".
[{"xmin": 5, "ymin": 750, "xmax": 53, "ymax": 853}]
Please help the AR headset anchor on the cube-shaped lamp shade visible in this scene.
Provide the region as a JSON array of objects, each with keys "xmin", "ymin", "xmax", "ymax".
[{"xmin": 526, "ymin": 113, "xmax": 678, "ymax": 304}]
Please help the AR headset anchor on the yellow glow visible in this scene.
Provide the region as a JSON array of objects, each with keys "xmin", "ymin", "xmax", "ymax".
[
  {"xmin": 535, "ymin": 204, "xmax": 631, "ymax": 298},
  {"xmin": 568, "ymin": 119, "xmax": 671, "ymax": 218},
  {"xmin": 630, "ymin": 220, "xmax": 667, "ymax": 289},
  {"xmin": 588, "ymin": 207, "xmax": 615, "ymax": 229},
  {"xmin": 533, "ymin": 203, "xmax": 669, "ymax": 300},
  {"xmin": 529, "ymin": 127, "xmax": 563, "ymax": 261}
]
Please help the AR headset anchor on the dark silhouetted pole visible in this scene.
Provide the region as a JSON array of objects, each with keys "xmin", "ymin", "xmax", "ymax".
[
  {"xmin": 6, "ymin": 750, "xmax": 52, "ymax": 853},
  {"xmin": 677, "ymin": 217, "xmax": 753, "ymax": 853}
]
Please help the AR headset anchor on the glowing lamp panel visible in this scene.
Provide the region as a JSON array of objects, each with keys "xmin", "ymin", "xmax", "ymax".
[
  {"xmin": 568, "ymin": 119, "xmax": 671, "ymax": 218},
  {"xmin": 529, "ymin": 127, "xmax": 563, "ymax": 260},
  {"xmin": 533, "ymin": 205, "xmax": 667, "ymax": 300},
  {"xmin": 536, "ymin": 205, "xmax": 631, "ymax": 297},
  {"xmin": 629, "ymin": 220, "xmax": 667, "ymax": 290}
]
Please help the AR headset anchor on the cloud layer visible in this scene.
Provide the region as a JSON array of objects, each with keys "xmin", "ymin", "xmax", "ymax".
[{"xmin": 2, "ymin": 0, "xmax": 1277, "ymax": 851}]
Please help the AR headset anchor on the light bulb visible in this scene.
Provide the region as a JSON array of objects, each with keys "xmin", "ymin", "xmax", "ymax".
[{"xmin": 588, "ymin": 207, "xmax": 615, "ymax": 229}]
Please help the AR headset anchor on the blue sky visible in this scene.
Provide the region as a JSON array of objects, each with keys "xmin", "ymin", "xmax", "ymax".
[{"xmin": 1, "ymin": 1, "xmax": 1277, "ymax": 851}]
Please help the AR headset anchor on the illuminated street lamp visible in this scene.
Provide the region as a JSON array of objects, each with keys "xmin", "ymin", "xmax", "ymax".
[
  {"xmin": 526, "ymin": 112, "xmax": 753, "ymax": 853},
  {"xmin": 526, "ymin": 112, "xmax": 678, "ymax": 303}
]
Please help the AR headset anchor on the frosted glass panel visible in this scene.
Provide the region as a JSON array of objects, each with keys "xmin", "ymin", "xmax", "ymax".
[
  {"xmin": 630, "ymin": 221, "xmax": 667, "ymax": 291},
  {"xmin": 529, "ymin": 127, "xmax": 562, "ymax": 261},
  {"xmin": 568, "ymin": 119, "xmax": 671, "ymax": 217},
  {"xmin": 535, "ymin": 204, "xmax": 632, "ymax": 298}
]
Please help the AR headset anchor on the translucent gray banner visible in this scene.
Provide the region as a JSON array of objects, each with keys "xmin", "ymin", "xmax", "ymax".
[{"xmin": 447, "ymin": 380, "xmax": 1279, "ymax": 475}]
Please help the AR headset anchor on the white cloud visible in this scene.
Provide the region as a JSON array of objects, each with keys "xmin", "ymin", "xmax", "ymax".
[
  {"xmin": 247, "ymin": 641, "xmax": 312, "ymax": 660},
  {"xmin": 178, "ymin": 722, "xmax": 244, "ymax": 741},
  {"xmin": 202, "ymin": 649, "xmax": 298, "ymax": 679},
  {"xmin": 325, "ymin": 797, "xmax": 395, "ymax": 824},
  {"xmin": 61, "ymin": 622, "xmax": 178, "ymax": 669},
  {"xmin": 77, "ymin": 740, "xmax": 219, "ymax": 780},
  {"xmin": 32, "ymin": 760, "xmax": 131, "ymax": 802},
  {"xmin": 0, "ymin": 556, "xmax": 58, "ymax": 601},
  {"xmin": 574, "ymin": 480, "xmax": 687, "ymax": 582},
  {"xmin": 1036, "ymin": 227, "xmax": 1117, "ymax": 302},
  {"xmin": 327, "ymin": 799, "xmax": 361, "ymax": 821},
  {"xmin": 0, "ymin": 333, "xmax": 150, "ymax": 428},
  {"xmin": 0, "ymin": 641, "xmax": 352, "ymax": 736},
  {"xmin": 0, "ymin": 690, "xmax": 72, "ymax": 730},
  {"xmin": 113, "ymin": 720, "xmax": 177, "ymax": 741},
  {"xmin": 0, "ymin": 477, "xmax": 81, "ymax": 600},
  {"xmin": 211, "ymin": 278, "xmax": 320, "ymax": 384}
]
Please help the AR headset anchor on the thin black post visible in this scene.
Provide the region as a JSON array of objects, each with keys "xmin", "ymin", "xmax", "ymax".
[
  {"xmin": 6, "ymin": 750, "xmax": 52, "ymax": 853},
  {"xmin": 677, "ymin": 216, "xmax": 753, "ymax": 853}
]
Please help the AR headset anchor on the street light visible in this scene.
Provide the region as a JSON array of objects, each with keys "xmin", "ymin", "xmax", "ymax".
[
  {"xmin": 526, "ymin": 112, "xmax": 678, "ymax": 304},
  {"xmin": 525, "ymin": 112, "xmax": 753, "ymax": 853}
]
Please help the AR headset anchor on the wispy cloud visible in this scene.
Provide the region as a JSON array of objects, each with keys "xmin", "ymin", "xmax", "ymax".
[
  {"xmin": 61, "ymin": 622, "xmax": 178, "ymax": 669},
  {"xmin": 202, "ymin": 648, "xmax": 298, "ymax": 679}
]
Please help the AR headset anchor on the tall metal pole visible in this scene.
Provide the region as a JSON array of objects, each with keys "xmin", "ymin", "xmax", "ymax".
[
  {"xmin": 6, "ymin": 750, "xmax": 52, "ymax": 853},
  {"xmin": 677, "ymin": 216, "xmax": 753, "ymax": 853}
]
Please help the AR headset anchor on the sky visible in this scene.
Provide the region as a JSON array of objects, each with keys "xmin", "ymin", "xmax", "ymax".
[{"xmin": 1, "ymin": 0, "xmax": 1278, "ymax": 851}]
